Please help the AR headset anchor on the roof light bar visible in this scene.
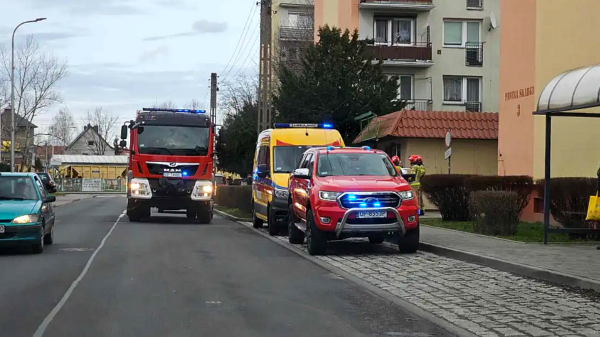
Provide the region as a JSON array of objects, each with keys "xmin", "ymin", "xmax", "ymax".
[
  {"xmin": 362, "ymin": 146, "xmax": 371, "ymax": 150},
  {"xmin": 142, "ymin": 108, "xmax": 206, "ymax": 114},
  {"xmin": 273, "ymin": 123, "xmax": 334, "ymax": 129}
]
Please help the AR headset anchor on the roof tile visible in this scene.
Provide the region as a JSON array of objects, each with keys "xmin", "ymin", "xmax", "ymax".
[{"xmin": 353, "ymin": 110, "xmax": 499, "ymax": 143}]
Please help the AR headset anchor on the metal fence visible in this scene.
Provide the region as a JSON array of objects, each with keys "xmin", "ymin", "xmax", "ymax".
[{"xmin": 55, "ymin": 178, "xmax": 126, "ymax": 193}]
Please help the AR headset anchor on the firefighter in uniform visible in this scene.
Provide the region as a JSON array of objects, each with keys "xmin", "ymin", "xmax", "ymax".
[
  {"xmin": 409, "ymin": 155, "xmax": 426, "ymax": 215},
  {"xmin": 391, "ymin": 156, "xmax": 402, "ymax": 172}
]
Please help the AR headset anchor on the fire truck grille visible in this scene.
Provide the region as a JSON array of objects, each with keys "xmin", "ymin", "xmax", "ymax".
[{"xmin": 146, "ymin": 163, "xmax": 200, "ymax": 176}]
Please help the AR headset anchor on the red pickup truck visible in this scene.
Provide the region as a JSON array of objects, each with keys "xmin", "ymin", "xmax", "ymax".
[{"xmin": 287, "ymin": 146, "xmax": 419, "ymax": 255}]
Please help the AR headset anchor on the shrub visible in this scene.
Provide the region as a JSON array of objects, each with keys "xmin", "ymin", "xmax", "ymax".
[
  {"xmin": 465, "ymin": 175, "xmax": 534, "ymax": 216},
  {"xmin": 469, "ymin": 191, "xmax": 521, "ymax": 236},
  {"xmin": 420, "ymin": 174, "xmax": 474, "ymax": 221},
  {"xmin": 0, "ymin": 163, "xmax": 9, "ymax": 172},
  {"xmin": 214, "ymin": 185, "xmax": 253, "ymax": 214},
  {"xmin": 536, "ymin": 177, "xmax": 597, "ymax": 230}
]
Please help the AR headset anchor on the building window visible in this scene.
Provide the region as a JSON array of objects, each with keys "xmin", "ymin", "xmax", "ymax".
[
  {"xmin": 443, "ymin": 76, "xmax": 481, "ymax": 106},
  {"xmin": 288, "ymin": 12, "xmax": 313, "ymax": 28},
  {"xmin": 443, "ymin": 20, "xmax": 481, "ymax": 47},
  {"xmin": 88, "ymin": 140, "xmax": 95, "ymax": 146},
  {"xmin": 398, "ymin": 75, "xmax": 413, "ymax": 100},
  {"xmin": 467, "ymin": 0, "xmax": 483, "ymax": 9},
  {"xmin": 374, "ymin": 18, "xmax": 415, "ymax": 46}
]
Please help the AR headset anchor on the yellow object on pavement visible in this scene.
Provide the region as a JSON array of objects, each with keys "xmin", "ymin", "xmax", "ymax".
[{"xmin": 586, "ymin": 193, "xmax": 600, "ymax": 221}]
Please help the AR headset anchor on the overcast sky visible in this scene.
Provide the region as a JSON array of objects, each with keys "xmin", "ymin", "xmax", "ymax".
[{"xmin": 0, "ymin": 0, "xmax": 259, "ymax": 132}]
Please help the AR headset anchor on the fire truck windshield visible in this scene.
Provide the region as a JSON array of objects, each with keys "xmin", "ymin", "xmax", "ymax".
[{"xmin": 137, "ymin": 125, "xmax": 210, "ymax": 156}]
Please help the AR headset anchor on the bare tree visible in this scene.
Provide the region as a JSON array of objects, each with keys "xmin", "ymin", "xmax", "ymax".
[
  {"xmin": 81, "ymin": 107, "xmax": 119, "ymax": 155},
  {"xmin": 152, "ymin": 99, "xmax": 204, "ymax": 110},
  {"xmin": 219, "ymin": 75, "xmax": 258, "ymax": 117},
  {"xmin": 185, "ymin": 99, "xmax": 202, "ymax": 109},
  {"xmin": 152, "ymin": 100, "xmax": 177, "ymax": 109},
  {"xmin": 0, "ymin": 36, "xmax": 68, "ymax": 170},
  {"xmin": 48, "ymin": 107, "xmax": 76, "ymax": 146}
]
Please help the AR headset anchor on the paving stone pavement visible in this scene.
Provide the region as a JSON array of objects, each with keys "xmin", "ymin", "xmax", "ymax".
[{"xmin": 240, "ymin": 222, "xmax": 600, "ymax": 337}]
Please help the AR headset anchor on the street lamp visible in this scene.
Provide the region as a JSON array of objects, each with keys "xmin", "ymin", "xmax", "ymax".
[{"xmin": 10, "ymin": 17, "xmax": 46, "ymax": 172}]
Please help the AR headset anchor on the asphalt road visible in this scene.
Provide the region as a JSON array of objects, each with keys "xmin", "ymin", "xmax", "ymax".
[{"xmin": 0, "ymin": 196, "xmax": 453, "ymax": 337}]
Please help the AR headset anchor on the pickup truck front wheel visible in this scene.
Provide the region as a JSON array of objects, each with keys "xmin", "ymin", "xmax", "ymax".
[
  {"xmin": 288, "ymin": 203, "xmax": 304, "ymax": 244},
  {"xmin": 305, "ymin": 210, "xmax": 327, "ymax": 256},
  {"xmin": 398, "ymin": 226, "xmax": 419, "ymax": 254}
]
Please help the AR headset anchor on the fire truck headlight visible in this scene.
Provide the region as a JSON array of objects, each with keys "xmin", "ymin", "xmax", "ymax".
[
  {"xmin": 192, "ymin": 180, "xmax": 213, "ymax": 201},
  {"xmin": 130, "ymin": 178, "xmax": 152, "ymax": 199}
]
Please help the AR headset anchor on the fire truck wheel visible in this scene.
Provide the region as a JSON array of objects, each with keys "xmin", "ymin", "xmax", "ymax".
[
  {"xmin": 128, "ymin": 210, "xmax": 142, "ymax": 222},
  {"xmin": 198, "ymin": 210, "xmax": 212, "ymax": 224},
  {"xmin": 186, "ymin": 209, "xmax": 196, "ymax": 220}
]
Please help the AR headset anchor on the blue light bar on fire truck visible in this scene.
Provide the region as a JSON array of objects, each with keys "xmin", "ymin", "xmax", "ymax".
[
  {"xmin": 142, "ymin": 108, "xmax": 206, "ymax": 114},
  {"xmin": 273, "ymin": 123, "xmax": 333, "ymax": 129}
]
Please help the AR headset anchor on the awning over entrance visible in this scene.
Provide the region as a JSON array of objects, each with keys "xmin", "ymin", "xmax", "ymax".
[{"xmin": 536, "ymin": 63, "xmax": 600, "ymax": 114}]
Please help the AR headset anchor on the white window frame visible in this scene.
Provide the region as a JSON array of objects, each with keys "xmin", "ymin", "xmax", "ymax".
[
  {"xmin": 288, "ymin": 12, "xmax": 313, "ymax": 28},
  {"xmin": 442, "ymin": 20, "xmax": 481, "ymax": 48},
  {"xmin": 442, "ymin": 76, "xmax": 481, "ymax": 104},
  {"xmin": 374, "ymin": 18, "xmax": 415, "ymax": 46}
]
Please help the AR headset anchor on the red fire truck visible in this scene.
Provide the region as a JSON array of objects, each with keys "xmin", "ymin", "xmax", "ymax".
[{"xmin": 119, "ymin": 108, "xmax": 218, "ymax": 223}]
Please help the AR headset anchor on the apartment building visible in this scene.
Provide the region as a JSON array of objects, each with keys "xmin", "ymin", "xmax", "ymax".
[
  {"xmin": 272, "ymin": 0, "xmax": 315, "ymax": 72},
  {"xmin": 313, "ymin": 0, "xmax": 500, "ymax": 113}
]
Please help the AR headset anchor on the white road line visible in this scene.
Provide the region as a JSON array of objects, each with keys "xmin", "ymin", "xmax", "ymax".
[{"xmin": 33, "ymin": 210, "xmax": 127, "ymax": 337}]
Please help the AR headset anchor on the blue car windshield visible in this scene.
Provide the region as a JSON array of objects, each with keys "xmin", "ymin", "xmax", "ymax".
[{"xmin": 0, "ymin": 177, "xmax": 39, "ymax": 200}]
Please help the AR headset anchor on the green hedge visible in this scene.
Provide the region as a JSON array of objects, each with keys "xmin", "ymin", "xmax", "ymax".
[
  {"xmin": 421, "ymin": 174, "xmax": 535, "ymax": 221},
  {"xmin": 215, "ymin": 185, "xmax": 252, "ymax": 214},
  {"xmin": 469, "ymin": 190, "xmax": 521, "ymax": 236},
  {"xmin": 536, "ymin": 178, "xmax": 597, "ymax": 231}
]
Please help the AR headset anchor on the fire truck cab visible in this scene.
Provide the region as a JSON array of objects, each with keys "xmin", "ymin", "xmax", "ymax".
[{"xmin": 119, "ymin": 108, "xmax": 216, "ymax": 223}]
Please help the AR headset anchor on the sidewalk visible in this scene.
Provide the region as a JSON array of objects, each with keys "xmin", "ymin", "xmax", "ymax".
[
  {"xmin": 53, "ymin": 194, "xmax": 95, "ymax": 207},
  {"xmin": 420, "ymin": 225, "xmax": 600, "ymax": 292}
]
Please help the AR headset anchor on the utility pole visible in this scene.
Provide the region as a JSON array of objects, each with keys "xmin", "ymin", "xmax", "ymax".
[
  {"xmin": 210, "ymin": 72, "xmax": 218, "ymax": 184},
  {"xmin": 257, "ymin": 0, "xmax": 273, "ymax": 133}
]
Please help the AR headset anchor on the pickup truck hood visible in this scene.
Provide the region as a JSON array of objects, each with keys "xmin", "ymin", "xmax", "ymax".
[{"xmin": 317, "ymin": 176, "xmax": 409, "ymax": 191}]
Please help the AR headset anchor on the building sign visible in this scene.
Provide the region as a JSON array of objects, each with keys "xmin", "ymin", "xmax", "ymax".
[
  {"xmin": 505, "ymin": 86, "xmax": 535, "ymax": 101},
  {"xmin": 82, "ymin": 178, "xmax": 102, "ymax": 192}
]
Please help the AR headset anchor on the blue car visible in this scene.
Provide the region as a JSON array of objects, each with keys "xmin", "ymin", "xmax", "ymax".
[{"xmin": 0, "ymin": 172, "xmax": 56, "ymax": 254}]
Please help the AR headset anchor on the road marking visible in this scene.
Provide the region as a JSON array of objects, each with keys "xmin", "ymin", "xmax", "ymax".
[
  {"xmin": 33, "ymin": 210, "xmax": 126, "ymax": 337},
  {"xmin": 59, "ymin": 248, "xmax": 95, "ymax": 252},
  {"xmin": 205, "ymin": 301, "xmax": 222, "ymax": 304}
]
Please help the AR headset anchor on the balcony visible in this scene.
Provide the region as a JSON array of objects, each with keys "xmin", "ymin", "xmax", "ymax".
[
  {"xmin": 359, "ymin": 0, "xmax": 434, "ymax": 11},
  {"xmin": 366, "ymin": 43, "xmax": 433, "ymax": 67},
  {"xmin": 404, "ymin": 99, "xmax": 433, "ymax": 111},
  {"xmin": 465, "ymin": 43, "xmax": 483, "ymax": 66},
  {"xmin": 465, "ymin": 102, "xmax": 482, "ymax": 112},
  {"xmin": 467, "ymin": 0, "xmax": 483, "ymax": 9},
  {"xmin": 279, "ymin": 26, "xmax": 314, "ymax": 42}
]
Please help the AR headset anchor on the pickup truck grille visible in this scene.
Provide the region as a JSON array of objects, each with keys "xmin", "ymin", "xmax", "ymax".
[{"xmin": 338, "ymin": 192, "xmax": 401, "ymax": 209}]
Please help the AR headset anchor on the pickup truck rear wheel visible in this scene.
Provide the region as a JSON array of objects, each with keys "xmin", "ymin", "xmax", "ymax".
[
  {"xmin": 398, "ymin": 226, "xmax": 419, "ymax": 254},
  {"xmin": 305, "ymin": 210, "xmax": 327, "ymax": 256},
  {"xmin": 288, "ymin": 203, "xmax": 304, "ymax": 244}
]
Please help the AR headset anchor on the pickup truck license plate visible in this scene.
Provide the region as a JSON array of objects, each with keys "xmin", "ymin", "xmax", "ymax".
[
  {"xmin": 163, "ymin": 172, "xmax": 182, "ymax": 178},
  {"xmin": 0, "ymin": 225, "xmax": 5, "ymax": 234},
  {"xmin": 356, "ymin": 211, "xmax": 387, "ymax": 219}
]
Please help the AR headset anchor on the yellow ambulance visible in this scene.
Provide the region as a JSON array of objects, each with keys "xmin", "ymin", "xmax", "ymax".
[{"xmin": 252, "ymin": 123, "xmax": 344, "ymax": 236}]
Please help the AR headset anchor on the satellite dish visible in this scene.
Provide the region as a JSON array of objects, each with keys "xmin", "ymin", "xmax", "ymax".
[{"xmin": 489, "ymin": 12, "xmax": 498, "ymax": 31}]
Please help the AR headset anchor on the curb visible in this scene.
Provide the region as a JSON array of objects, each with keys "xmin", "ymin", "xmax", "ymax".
[
  {"xmin": 419, "ymin": 242, "xmax": 600, "ymax": 293},
  {"xmin": 54, "ymin": 195, "xmax": 97, "ymax": 208},
  {"xmin": 214, "ymin": 209, "xmax": 252, "ymax": 222},
  {"xmin": 216, "ymin": 209, "xmax": 477, "ymax": 337}
]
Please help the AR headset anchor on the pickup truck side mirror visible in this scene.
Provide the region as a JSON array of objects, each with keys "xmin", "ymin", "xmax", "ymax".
[
  {"xmin": 293, "ymin": 168, "xmax": 311, "ymax": 180},
  {"xmin": 256, "ymin": 164, "xmax": 269, "ymax": 178},
  {"xmin": 120, "ymin": 125, "xmax": 128, "ymax": 139}
]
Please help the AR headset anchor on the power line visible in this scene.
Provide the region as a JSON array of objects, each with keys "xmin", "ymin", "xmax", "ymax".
[
  {"xmin": 221, "ymin": 4, "xmax": 260, "ymax": 80},
  {"xmin": 229, "ymin": 27, "xmax": 260, "ymax": 80},
  {"xmin": 219, "ymin": 1, "xmax": 259, "ymax": 77}
]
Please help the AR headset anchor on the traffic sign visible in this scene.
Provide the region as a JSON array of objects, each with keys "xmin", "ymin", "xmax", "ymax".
[
  {"xmin": 444, "ymin": 147, "xmax": 452, "ymax": 160},
  {"xmin": 445, "ymin": 131, "xmax": 452, "ymax": 147}
]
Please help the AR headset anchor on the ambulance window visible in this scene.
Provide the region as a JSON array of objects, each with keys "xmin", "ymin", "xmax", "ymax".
[{"xmin": 257, "ymin": 145, "xmax": 270, "ymax": 171}]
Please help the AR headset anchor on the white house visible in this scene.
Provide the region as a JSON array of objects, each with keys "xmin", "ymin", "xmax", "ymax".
[{"xmin": 65, "ymin": 124, "xmax": 114, "ymax": 155}]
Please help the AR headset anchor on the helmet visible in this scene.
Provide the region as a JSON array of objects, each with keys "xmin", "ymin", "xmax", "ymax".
[
  {"xmin": 391, "ymin": 156, "xmax": 401, "ymax": 166},
  {"xmin": 409, "ymin": 155, "xmax": 423, "ymax": 164}
]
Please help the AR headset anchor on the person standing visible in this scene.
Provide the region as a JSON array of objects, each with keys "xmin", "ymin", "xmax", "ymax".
[
  {"xmin": 391, "ymin": 155, "xmax": 402, "ymax": 172},
  {"xmin": 408, "ymin": 155, "xmax": 426, "ymax": 216}
]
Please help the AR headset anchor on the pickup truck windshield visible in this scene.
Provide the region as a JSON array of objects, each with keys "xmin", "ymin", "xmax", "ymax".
[
  {"xmin": 273, "ymin": 146, "xmax": 312, "ymax": 173},
  {"xmin": 137, "ymin": 125, "xmax": 210, "ymax": 156},
  {"xmin": 317, "ymin": 153, "xmax": 397, "ymax": 177}
]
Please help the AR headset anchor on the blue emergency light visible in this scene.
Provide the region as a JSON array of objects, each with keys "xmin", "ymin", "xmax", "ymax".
[
  {"xmin": 273, "ymin": 123, "xmax": 333, "ymax": 129},
  {"xmin": 142, "ymin": 108, "xmax": 206, "ymax": 114},
  {"xmin": 362, "ymin": 146, "xmax": 371, "ymax": 150}
]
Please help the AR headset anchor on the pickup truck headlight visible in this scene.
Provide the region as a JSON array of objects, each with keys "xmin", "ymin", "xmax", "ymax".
[
  {"xmin": 398, "ymin": 190, "xmax": 414, "ymax": 200},
  {"xmin": 274, "ymin": 187, "xmax": 289, "ymax": 199},
  {"xmin": 130, "ymin": 178, "xmax": 152, "ymax": 199},
  {"xmin": 319, "ymin": 191, "xmax": 342, "ymax": 201},
  {"xmin": 12, "ymin": 214, "xmax": 40, "ymax": 224}
]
